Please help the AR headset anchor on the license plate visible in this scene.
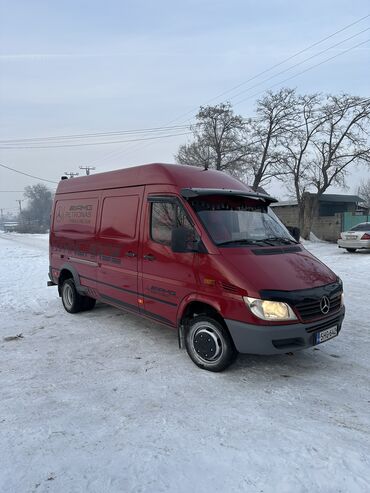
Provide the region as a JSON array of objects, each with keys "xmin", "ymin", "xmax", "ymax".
[
  {"xmin": 315, "ymin": 326, "xmax": 338, "ymax": 344},
  {"xmin": 346, "ymin": 235, "xmax": 356, "ymax": 240}
]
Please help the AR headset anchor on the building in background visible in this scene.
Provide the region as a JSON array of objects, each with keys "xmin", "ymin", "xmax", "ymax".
[
  {"xmin": 271, "ymin": 194, "xmax": 369, "ymax": 242},
  {"xmin": 1, "ymin": 221, "xmax": 19, "ymax": 232}
]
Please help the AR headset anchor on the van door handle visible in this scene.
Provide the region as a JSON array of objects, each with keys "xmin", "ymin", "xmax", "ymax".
[
  {"xmin": 143, "ymin": 254, "xmax": 156, "ymax": 261},
  {"xmin": 125, "ymin": 251, "xmax": 137, "ymax": 258}
]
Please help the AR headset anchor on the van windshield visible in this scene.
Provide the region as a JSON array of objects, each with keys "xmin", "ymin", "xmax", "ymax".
[{"xmin": 189, "ymin": 196, "xmax": 296, "ymax": 247}]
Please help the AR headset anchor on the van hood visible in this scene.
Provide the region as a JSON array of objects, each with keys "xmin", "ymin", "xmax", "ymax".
[{"xmin": 220, "ymin": 246, "xmax": 337, "ymax": 296}]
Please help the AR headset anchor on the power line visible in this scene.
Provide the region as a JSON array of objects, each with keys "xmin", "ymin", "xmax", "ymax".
[
  {"xmin": 93, "ymin": 16, "xmax": 370, "ymax": 165},
  {"xmin": 0, "ymin": 124, "xmax": 190, "ymax": 145},
  {"xmin": 0, "ymin": 14, "xmax": 367, "ymax": 150},
  {"xmin": 171, "ymin": 28, "xmax": 369, "ymax": 125},
  {"xmin": 4, "ymin": 28, "xmax": 364, "ymax": 153},
  {"xmin": 1, "ymin": 16, "xmax": 368, "ymax": 179},
  {"xmin": 0, "ymin": 97, "xmax": 368, "ymax": 193},
  {"xmin": 0, "ymin": 131, "xmax": 192, "ymax": 150},
  {"xmin": 224, "ymin": 28, "xmax": 370, "ymax": 106},
  {"xmin": 0, "ymin": 163, "xmax": 58, "ymax": 184},
  {"xmin": 195, "ymin": 14, "xmax": 370, "ymax": 112},
  {"xmin": 10, "ymin": 15, "xmax": 365, "ymax": 164},
  {"xmin": 90, "ymin": 95, "xmax": 370, "ymax": 169},
  {"xmin": 151, "ymin": 14, "xmax": 370, "ymax": 127},
  {"xmin": 233, "ymin": 38, "xmax": 370, "ymax": 106}
]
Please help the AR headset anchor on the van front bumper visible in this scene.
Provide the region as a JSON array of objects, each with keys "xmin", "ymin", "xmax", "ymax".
[{"xmin": 225, "ymin": 307, "xmax": 345, "ymax": 355}]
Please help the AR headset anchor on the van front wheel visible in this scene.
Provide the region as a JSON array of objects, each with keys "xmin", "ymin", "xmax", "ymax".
[
  {"xmin": 185, "ymin": 316, "xmax": 237, "ymax": 372},
  {"xmin": 61, "ymin": 279, "xmax": 85, "ymax": 313}
]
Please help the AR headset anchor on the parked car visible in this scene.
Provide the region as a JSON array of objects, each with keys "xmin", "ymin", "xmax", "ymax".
[
  {"xmin": 48, "ymin": 163, "xmax": 345, "ymax": 372},
  {"xmin": 337, "ymin": 222, "xmax": 370, "ymax": 253}
]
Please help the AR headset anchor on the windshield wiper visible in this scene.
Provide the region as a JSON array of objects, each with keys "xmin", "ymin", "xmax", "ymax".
[
  {"xmin": 265, "ymin": 236, "xmax": 299, "ymax": 245},
  {"xmin": 217, "ymin": 237, "xmax": 299, "ymax": 247},
  {"xmin": 217, "ymin": 239, "xmax": 257, "ymax": 246}
]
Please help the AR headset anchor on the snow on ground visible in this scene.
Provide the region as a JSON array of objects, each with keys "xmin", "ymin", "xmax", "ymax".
[{"xmin": 0, "ymin": 233, "xmax": 369, "ymax": 493}]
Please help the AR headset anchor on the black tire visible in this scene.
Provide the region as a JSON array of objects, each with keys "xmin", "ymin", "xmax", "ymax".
[
  {"xmin": 346, "ymin": 248, "xmax": 357, "ymax": 253},
  {"xmin": 185, "ymin": 316, "xmax": 237, "ymax": 372},
  {"xmin": 61, "ymin": 279, "xmax": 85, "ymax": 313}
]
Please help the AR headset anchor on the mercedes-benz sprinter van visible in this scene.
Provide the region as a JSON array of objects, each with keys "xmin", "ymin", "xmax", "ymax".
[{"xmin": 48, "ymin": 163, "xmax": 345, "ymax": 371}]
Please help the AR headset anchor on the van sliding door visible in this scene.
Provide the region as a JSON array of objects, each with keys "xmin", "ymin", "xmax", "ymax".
[{"xmin": 97, "ymin": 187, "xmax": 143, "ymax": 313}]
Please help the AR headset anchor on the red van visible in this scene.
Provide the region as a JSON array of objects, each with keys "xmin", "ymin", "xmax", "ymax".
[{"xmin": 48, "ymin": 163, "xmax": 345, "ymax": 371}]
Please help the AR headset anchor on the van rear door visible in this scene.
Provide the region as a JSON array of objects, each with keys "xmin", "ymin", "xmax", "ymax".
[
  {"xmin": 97, "ymin": 187, "xmax": 143, "ymax": 313},
  {"xmin": 51, "ymin": 193, "xmax": 99, "ymax": 293}
]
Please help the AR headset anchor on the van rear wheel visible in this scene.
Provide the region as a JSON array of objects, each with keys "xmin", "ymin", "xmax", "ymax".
[
  {"xmin": 185, "ymin": 316, "xmax": 237, "ymax": 372},
  {"xmin": 61, "ymin": 279, "xmax": 85, "ymax": 313}
]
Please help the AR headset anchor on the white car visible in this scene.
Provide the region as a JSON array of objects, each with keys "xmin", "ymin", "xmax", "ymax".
[{"xmin": 338, "ymin": 222, "xmax": 370, "ymax": 253}]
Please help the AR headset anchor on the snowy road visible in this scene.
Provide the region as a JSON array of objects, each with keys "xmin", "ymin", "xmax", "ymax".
[{"xmin": 0, "ymin": 233, "xmax": 369, "ymax": 493}]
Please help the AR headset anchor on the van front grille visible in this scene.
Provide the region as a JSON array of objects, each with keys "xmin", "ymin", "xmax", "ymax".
[
  {"xmin": 295, "ymin": 293, "xmax": 341, "ymax": 322},
  {"xmin": 260, "ymin": 281, "xmax": 343, "ymax": 323}
]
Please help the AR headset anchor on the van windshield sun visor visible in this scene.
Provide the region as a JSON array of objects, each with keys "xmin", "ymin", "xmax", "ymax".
[{"xmin": 180, "ymin": 188, "xmax": 278, "ymax": 204}]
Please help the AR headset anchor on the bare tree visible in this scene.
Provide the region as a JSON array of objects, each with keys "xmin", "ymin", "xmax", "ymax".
[
  {"xmin": 357, "ymin": 178, "xmax": 370, "ymax": 208},
  {"xmin": 176, "ymin": 92, "xmax": 302, "ymax": 187},
  {"xmin": 175, "ymin": 103, "xmax": 250, "ymax": 177},
  {"xmin": 299, "ymin": 95, "xmax": 370, "ymax": 237},
  {"xmin": 247, "ymin": 88, "xmax": 299, "ymax": 189},
  {"xmin": 278, "ymin": 94, "xmax": 370, "ymax": 237},
  {"xmin": 278, "ymin": 93, "xmax": 327, "ymax": 231},
  {"xmin": 176, "ymin": 92, "xmax": 370, "ymax": 239},
  {"xmin": 279, "ymin": 94, "xmax": 322, "ymax": 201}
]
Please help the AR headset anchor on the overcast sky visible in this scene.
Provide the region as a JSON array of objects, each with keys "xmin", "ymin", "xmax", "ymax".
[{"xmin": 0, "ymin": 0, "xmax": 369, "ymax": 213}]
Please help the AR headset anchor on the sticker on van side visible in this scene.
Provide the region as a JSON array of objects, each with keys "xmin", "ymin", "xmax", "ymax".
[{"xmin": 54, "ymin": 199, "xmax": 98, "ymax": 233}]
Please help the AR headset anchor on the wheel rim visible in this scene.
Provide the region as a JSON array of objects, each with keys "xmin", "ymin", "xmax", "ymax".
[
  {"xmin": 192, "ymin": 325, "xmax": 223, "ymax": 363},
  {"xmin": 63, "ymin": 284, "xmax": 74, "ymax": 309}
]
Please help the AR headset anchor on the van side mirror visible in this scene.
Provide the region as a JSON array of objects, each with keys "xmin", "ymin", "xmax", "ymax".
[{"xmin": 171, "ymin": 227, "xmax": 205, "ymax": 253}]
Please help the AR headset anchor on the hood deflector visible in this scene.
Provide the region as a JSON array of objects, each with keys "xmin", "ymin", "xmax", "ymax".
[{"xmin": 180, "ymin": 188, "xmax": 278, "ymax": 205}]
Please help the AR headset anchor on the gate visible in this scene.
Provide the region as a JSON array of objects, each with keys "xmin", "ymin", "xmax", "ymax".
[{"xmin": 343, "ymin": 211, "xmax": 370, "ymax": 231}]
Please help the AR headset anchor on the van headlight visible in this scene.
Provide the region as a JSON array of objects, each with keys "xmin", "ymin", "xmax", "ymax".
[{"xmin": 243, "ymin": 297, "xmax": 297, "ymax": 321}]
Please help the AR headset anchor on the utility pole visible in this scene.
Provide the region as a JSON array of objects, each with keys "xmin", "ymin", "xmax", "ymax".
[
  {"xmin": 16, "ymin": 199, "xmax": 23, "ymax": 214},
  {"xmin": 64, "ymin": 171, "xmax": 79, "ymax": 178},
  {"xmin": 79, "ymin": 166, "xmax": 96, "ymax": 176}
]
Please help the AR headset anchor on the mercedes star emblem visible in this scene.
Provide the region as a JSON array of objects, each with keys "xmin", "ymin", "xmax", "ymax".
[{"xmin": 320, "ymin": 296, "xmax": 330, "ymax": 314}]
